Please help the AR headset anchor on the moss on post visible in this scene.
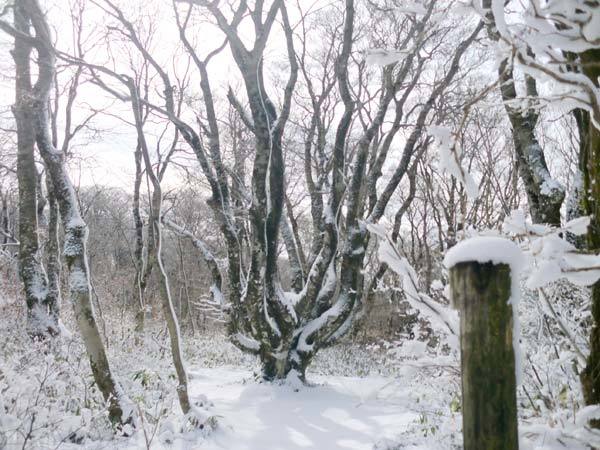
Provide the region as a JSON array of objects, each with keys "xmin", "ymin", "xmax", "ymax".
[
  {"xmin": 450, "ymin": 261, "xmax": 518, "ymax": 450},
  {"xmin": 580, "ymin": 47, "xmax": 600, "ymax": 427}
]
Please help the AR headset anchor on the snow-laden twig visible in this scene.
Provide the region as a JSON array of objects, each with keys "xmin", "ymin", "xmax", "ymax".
[{"xmin": 367, "ymin": 223, "xmax": 459, "ymax": 341}]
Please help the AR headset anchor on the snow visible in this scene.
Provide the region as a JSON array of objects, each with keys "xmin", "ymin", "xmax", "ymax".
[
  {"xmin": 583, "ymin": 6, "xmax": 600, "ymax": 41},
  {"xmin": 563, "ymin": 216, "xmax": 591, "ymax": 235},
  {"xmin": 1, "ymin": 298, "xmax": 598, "ymax": 450},
  {"xmin": 540, "ymin": 179, "xmax": 564, "ymax": 197},
  {"xmin": 502, "ymin": 211, "xmax": 600, "ymax": 289},
  {"xmin": 233, "ymin": 332, "xmax": 261, "ymax": 352},
  {"xmin": 297, "ymin": 300, "xmax": 345, "ymax": 353},
  {"xmin": 395, "ymin": 1, "xmax": 427, "ymax": 15},
  {"xmin": 526, "ymin": 259, "xmax": 563, "ymax": 290},
  {"xmin": 69, "ymin": 267, "xmax": 90, "ymax": 293},
  {"xmin": 430, "ymin": 279, "xmax": 444, "ymax": 291},
  {"xmin": 429, "ymin": 125, "xmax": 479, "ymax": 200},
  {"xmin": 368, "ymin": 223, "xmax": 459, "ymax": 342},
  {"xmin": 443, "ymin": 236, "xmax": 523, "ymax": 270},
  {"xmin": 488, "ymin": 0, "xmax": 600, "ymax": 128},
  {"xmin": 187, "ymin": 369, "xmax": 428, "ymax": 450},
  {"xmin": 502, "ymin": 210, "xmax": 549, "ymax": 237},
  {"xmin": 275, "ymin": 283, "xmax": 298, "ymax": 324},
  {"xmin": 365, "ymin": 49, "xmax": 407, "ymax": 66}
]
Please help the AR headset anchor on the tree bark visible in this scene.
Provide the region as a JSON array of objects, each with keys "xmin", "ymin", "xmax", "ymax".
[
  {"xmin": 132, "ymin": 140, "xmax": 146, "ymax": 335},
  {"xmin": 0, "ymin": 190, "xmax": 10, "ymax": 246},
  {"xmin": 11, "ymin": 0, "xmax": 58, "ymax": 337},
  {"xmin": 45, "ymin": 176, "xmax": 61, "ymax": 326},
  {"xmin": 483, "ymin": 0, "xmax": 564, "ymax": 226}
]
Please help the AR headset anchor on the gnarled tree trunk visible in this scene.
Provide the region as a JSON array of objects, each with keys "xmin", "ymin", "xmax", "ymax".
[
  {"xmin": 93, "ymin": 0, "xmax": 484, "ymax": 383},
  {"xmin": 483, "ymin": 0, "xmax": 565, "ymax": 226},
  {"xmin": 7, "ymin": 0, "xmax": 131, "ymax": 425},
  {"xmin": 11, "ymin": 0, "xmax": 59, "ymax": 337}
]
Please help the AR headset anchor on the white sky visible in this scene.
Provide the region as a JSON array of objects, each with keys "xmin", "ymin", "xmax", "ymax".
[
  {"xmin": 0, "ymin": 0, "xmax": 576, "ymax": 206},
  {"xmin": 0, "ymin": 0, "xmax": 307, "ymax": 190}
]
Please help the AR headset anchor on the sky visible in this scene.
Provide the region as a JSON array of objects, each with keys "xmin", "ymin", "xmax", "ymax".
[
  {"xmin": 0, "ymin": 0, "xmax": 306, "ymax": 190},
  {"xmin": 0, "ymin": 0, "xmax": 577, "ymax": 204}
]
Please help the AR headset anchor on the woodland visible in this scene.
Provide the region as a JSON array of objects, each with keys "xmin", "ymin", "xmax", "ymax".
[{"xmin": 0, "ymin": 0, "xmax": 599, "ymax": 448}]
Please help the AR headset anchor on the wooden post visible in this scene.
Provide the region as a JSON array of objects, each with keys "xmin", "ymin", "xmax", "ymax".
[{"xmin": 449, "ymin": 260, "xmax": 518, "ymax": 450}]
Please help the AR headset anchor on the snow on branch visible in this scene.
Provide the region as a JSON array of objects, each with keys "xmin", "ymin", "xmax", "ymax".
[
  {"xmin": 161, "ymin": 217, "xmax": 218, "ymax": 266},
  {"xmin": 365, "ymin": 48, "xmax": 409, "ymax": 66},
  {"xmin": 447, "ymin": 211, "xmax": 598, "ymax": 364},
  {"xmin": 502, "ymin": 211, "xmax": 600, "ymax": 289},
  {"xmin": 429, "ymin": 125, "xmax": 479, "ymax": 199},
  {"xmin": 367, "ymin": 223, "xmax": 459, "ymax": 342},
  {"xmin": 485, "ymin": 0, "xmax": 600, "ymax": 127}
]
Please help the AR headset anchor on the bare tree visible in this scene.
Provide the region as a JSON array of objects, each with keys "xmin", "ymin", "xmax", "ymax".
[
  {"xmin": 167, "ymin": 0, "xmax": 485, "ymax": 381},
  {"xmin": 4, "ymin": 0, "xmax": 59, "ymax": 337},
  {"xmin": 128, "ymin": 78, "xmax": 196, "ymax": 418},
  {"xmin": 0, "ymin": 0, "xmax": 132, "ymax": 425},
  {"xmin": 64, "ymin": 0, "xmax": 484, "ymax": 382},
  {"xmin": 58, "ymin": 2, "xmax": 206, "ymax": 418},
  {"xmin": 483, "ymin": 0, "xmax": 565, "ymax": 226}
]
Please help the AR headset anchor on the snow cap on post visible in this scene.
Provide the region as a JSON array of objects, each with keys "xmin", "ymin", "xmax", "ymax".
[
  {"xmin": 444, "ymin": 236, "xmax": 524, "ymax": 385},
  {"xmin": 443, "ymin": 236, "xmax": 523, "ymax": 273}
]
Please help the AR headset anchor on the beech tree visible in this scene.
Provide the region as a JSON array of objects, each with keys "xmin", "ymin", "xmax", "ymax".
[
  {"xmin": 4, "ymin": 0, "xmax": 60, "ymax": 337},
  {"xmin": 165, "ymin": 0, "xmax": 485, "ymax": 381},
  {"xmin": 0, "ymin": 0, "xmax": 132, "ymax": 425},
  {"xmin": 63, "ymin": 0, "xmax": 485, "ymax": 382}
]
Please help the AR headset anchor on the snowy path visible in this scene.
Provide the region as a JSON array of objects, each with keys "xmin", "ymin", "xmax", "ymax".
[
  {"xmin": 182, "ymin": 367, "xmax": 445, "ymax": 450},
  {"xmin": 82, "ymin": 366, "xmax": 459, "ymax": 450}
]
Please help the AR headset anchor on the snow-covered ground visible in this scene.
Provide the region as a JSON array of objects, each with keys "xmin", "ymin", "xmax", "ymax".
[
  {"xmin": 63, "ymin": 365, "xmax": 461, "ymax": 450},
  {"xmin": 174, "ymin": 367, "xmax": 456, "ymax": 450},
  {"xmin": 1, "ymin": 302, "xmax": 463, "ymax": 450},
  {"xmin": 1, "ymin": 279, "xmax": 598, "ymax": 450}
]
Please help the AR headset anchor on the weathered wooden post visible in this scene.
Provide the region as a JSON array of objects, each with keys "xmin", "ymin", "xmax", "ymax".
[{"xmin": 444, "ymin": 237, "xmax": 522, "ymax": 450}]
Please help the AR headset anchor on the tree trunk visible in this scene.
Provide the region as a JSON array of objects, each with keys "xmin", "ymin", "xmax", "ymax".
[
  {"xmin": 45, "ymin": 177, "xmax": 61, "ymax": 327},
  {"xmin": 151, "ymin": 190, "xmax": 191, "ymax": 414},
  {"xmin": 132, "ymin": 141, "xmax": 146, "ymax": 335},
  {"xmin": 1, "ymin": 190, "xmax": 10, "ymax": 246},
  {"xmin": 505, "ymin": 89, "xmax": 564, "ymax": 226},
  {"xmin": 11, "ymin": 0, "xmax": 58, "ymax": 337},
  {"xmin": 483, "ymin": 0, "xmax": 564, "ymax": 226},
  {"xmin": 129, "ymin": 82, "xmax": 193, "ymax": 416}
]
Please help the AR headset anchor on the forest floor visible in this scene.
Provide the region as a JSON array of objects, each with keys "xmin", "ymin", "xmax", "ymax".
[
  {"xmin": 173, "ymin": 367, "xmax": 459, "ymax": 450},
  {"xmin": 0, "ymin": 299, "xmax": 463, "ymax": 450},
  {"xmin": 0, "ymin": 295, "xmax": 596, "ymax": 449}
]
